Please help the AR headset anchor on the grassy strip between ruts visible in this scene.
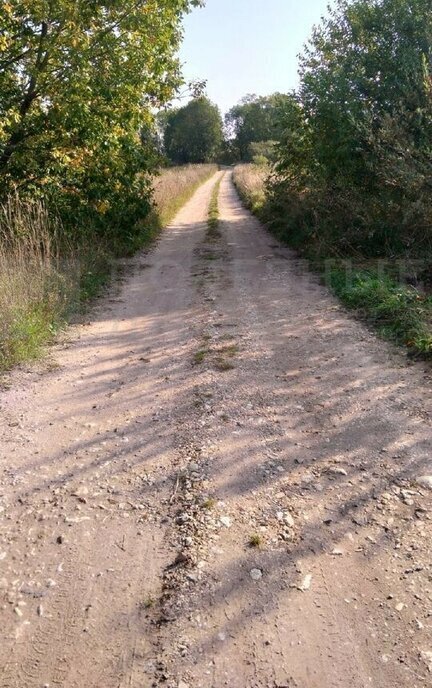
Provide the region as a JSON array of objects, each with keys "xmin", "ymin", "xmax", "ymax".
[
  {"xmin": 207, "ymin": 173, "xmax": 224, "ymax": 233},
  {"xmin": 233, "ymin": 164, "xmax": 432, "ymax": 359},
  {"xmin": 0, "ymin": 165, "xmax": 217, "ymax": 373}
]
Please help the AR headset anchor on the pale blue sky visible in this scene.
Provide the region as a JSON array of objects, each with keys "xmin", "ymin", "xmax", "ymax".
[{"xmin": 179, "ymin": 0, "xmax": 332, "ymax": 114}]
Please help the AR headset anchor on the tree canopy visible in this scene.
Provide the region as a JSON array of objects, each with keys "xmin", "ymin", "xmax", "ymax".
[
  {"xmin": 225, "ymin": 93, "xmax": 291, "ymax": 162},
  {"xmin": 269, "ymin": 0, "xmax": 432, "ymax": 257},
  {"xmin": 163, "ymin": 97, "xmax": 223, "ymax": 164},
  {"xmin": 0, "ymin": 0, "xmax": 202, "ymax": 242}
]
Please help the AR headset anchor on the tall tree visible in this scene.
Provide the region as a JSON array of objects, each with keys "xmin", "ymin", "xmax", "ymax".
[
  {"xmin": 271, "ymin": 0, "xmax": 432, "ymax": 257},
  {"xmin": 0, "ymin": 0, "xmax": 202, "ymax": 237},
  {"xmin": 226, "ymin": 93, "xmax": 291, "ymax": 161},
  {"xmin": 163, "ymin": 97, "xmax": 223, "ymax": 164}
]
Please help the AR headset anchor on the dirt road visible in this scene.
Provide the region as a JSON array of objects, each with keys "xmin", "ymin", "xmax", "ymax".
[{"xmin": 1, "ymin": 171, "xmax": 432, "ymax": 687}]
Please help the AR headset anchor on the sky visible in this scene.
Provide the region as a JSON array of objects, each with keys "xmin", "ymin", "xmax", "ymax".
[{"xmin": 179, "ymin": 0, "xmax": 332, "ymax": 115}]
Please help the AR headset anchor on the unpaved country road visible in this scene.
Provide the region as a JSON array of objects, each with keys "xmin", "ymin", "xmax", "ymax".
[{"xmin": 1, "ymin": 171, "xmax": 432, "ymax": 688}]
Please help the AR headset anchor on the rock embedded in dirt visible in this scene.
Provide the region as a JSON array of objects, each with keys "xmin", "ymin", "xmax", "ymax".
[
  {"xmin": 283, "ymin": 512, "xmax": 295, "ymax": 528},
  {"xmin": 328, "ymin": 467, "xmax": 348, "ymax": 477},
  {"xmin": 415, "ymin": 476, "xmax": 432, "ymax": 490},
  {"xmin": 420, "ymin": 650, "xmax": 432, "ymax": 672},
  {"xmin": 219, "ymin": 516, "xmax": 231, "ymax": 528},
  {"xmin": 250, "ymin": 568, "xmax": 263, "ymax": 581},
  {"xmin": 299, "ymin": 574, "xmax": 312, "ymax": 591}
]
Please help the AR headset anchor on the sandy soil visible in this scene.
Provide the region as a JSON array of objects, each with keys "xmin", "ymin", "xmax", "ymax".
[{"xmin": 1, "ymin": 171, "xmax": 432, "ymax": 688}]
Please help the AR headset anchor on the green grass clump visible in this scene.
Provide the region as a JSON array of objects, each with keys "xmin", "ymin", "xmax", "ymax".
[
  {"xmin": 193, "ymin": 348, "xmax": 208, "ymax": 365},
  {"xmin": 248, "ymin": 534, "xmax": 263, "ymax": 548},
  {"xmin": 329, "ymin": 268, "xmax": 432, "ymax": 357},
  {"xmin": 214, "ymin": 357, "xmax": 235, "ymax": 371},
  {"xmin": 221, "ymin": 343, "xmax": 239, "ymax": 357}
]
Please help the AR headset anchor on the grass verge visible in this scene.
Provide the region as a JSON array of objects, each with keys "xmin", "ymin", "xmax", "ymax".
[
  {"xmin": 233, "ymin": 164, "xmax": 432, "ymax": 359},
  {"xmin": 328, "ymin": 267, "xmax": 432, "ymax": 357}
]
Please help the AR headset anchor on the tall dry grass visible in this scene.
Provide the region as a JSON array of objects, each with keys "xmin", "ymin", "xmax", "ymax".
[
  {"xmin": 233, "ymin": 163, "xmax": 268, "ymax": 215},
  {"xmin": 0, "ymin": 195, "xmax": 78, "ymax": 369},
  {"xmin": 152, "ymin": 164, "xmax": 217, "ymax": 227}
]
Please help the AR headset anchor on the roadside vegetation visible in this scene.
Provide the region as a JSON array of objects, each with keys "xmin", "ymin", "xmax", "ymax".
[
  {"xmin": 233, "ymin": 165, "xmax": 268, "ymax": 217},
  {"xmin": 234, "ymin": 165, "xmax": 432, "ymax": 358},
  {"xmin": 0, "ymin": 165, "xmax": 215, "ymax": 372},
  {"xmin": 233, "ymin": 0, "xmax": 432, "ymax": 359},
  {"xmin": 0, "ymin": 0, "xmax": 212, "ymax": 372}
]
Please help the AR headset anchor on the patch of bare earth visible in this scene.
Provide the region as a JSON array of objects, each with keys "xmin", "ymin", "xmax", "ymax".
[{"xmin": 1, "ymin": 171, "xmax": 432, "ymax": 688}]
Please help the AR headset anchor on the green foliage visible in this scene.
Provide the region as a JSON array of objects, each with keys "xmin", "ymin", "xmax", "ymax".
[
  {"xmin": 329, "ymin": 268, "xmax": 432, "ymax": 357},
  {"xmin": 249, "ymin": 141, "xmax": 277, "ymax": 166},
  {"xmin": 269, "ymin": 0, "xmax": 432, "ymax": 258},
  {"xmin": 226, "ymin": 94, "xmax": 291, "ymax": 161},
  {"xmin": 163, "ymin": 97, "xmax": 223, "ymax": 164},
  {"xmin": 0, "ymin": 0, "xmax": 202, "ymax": 244}
]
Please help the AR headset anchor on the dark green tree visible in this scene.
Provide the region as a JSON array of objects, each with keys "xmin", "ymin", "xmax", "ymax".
[
  {"xmin": 164, "ymin": 97, "xmax": 223, "ymax": 164},
  {"xmin": 270, "ymin": 0, "xmax": 432, "ymax": 256},
  {"xmin": 0, "ymin": 0, "xmax": 202, "ymax": 243},
  {"xmin": 226, "ymin": 93, "xmax": 291, "ymax": 161}
]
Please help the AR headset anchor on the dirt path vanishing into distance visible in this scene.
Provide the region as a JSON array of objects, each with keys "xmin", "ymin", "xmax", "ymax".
[{"xmin": 1, "ymin": 171, "xmax": 432, "ymax": 688}]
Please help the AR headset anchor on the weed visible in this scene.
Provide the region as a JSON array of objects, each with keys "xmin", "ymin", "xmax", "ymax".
[
  {"xmin": 201, "ymin": 498, "xmax": 216, "ymax": 510},
  {"xmin": 141, "ymin": 597, "xmax": 155, "ymax": 609},
  {"xmin": 202, "ymin": 251, "xmax": 218, "ymax": 261},
  {"xmin": 248, "ymin": 534, "xmax": 263, "ymax": 548},
  {"xmin": 214, "ymin": 357, "xmax": 235, "ymax": 371},
  {"xmin": 221, "ymin": 344, "xmax": 239, "ymax": 357},
  {"xmin": 193, "ymin": 348, "xmax": 208, "ymax": 365}
]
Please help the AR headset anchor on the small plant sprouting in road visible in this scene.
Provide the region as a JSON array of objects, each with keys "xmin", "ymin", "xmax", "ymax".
[
  {"xmin": 214, "ymin": 357, "xmax": 235, "ymax": 371},
  {"xmin": 221, "ymin": 344, "xmax": 238, "ymax": 357},
  {"xmin": 213, "ymin": 342, "xmax": 238, "ymax": 372},
  {"xmin": 202, "ymin": 497, "xmax": 216, "ymax": 510},
  {"xmin": 193, "ymin": 348, "xmax": 208, "ymax": 365},
  {"xmin": 141, "ymin": 596, "xmax": 155, "ymax": 609},
  {"xmin": 202, "ymin": 250, "xmax": 218, "ymax": 261},
  {"xmin": 249, "ymin": 534, "xmax": 263, "ymax": 548}
]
